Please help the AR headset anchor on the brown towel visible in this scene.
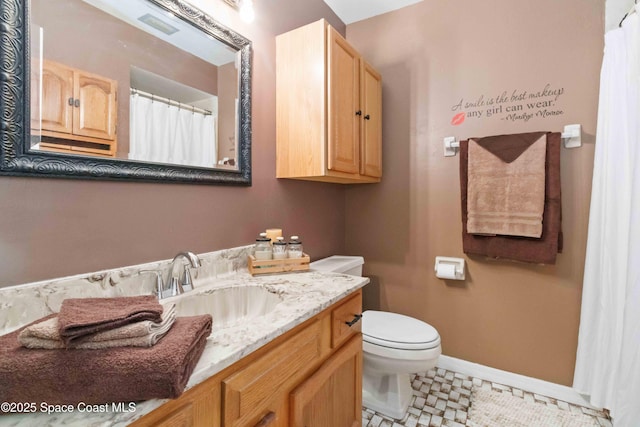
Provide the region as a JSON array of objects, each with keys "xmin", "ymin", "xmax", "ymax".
[
  {"xmin": 58, "ymin": 295, "xmax": 163, "ymax": 346},
  {"xmin": 18, "ymin": 304, "xmax": 176, "ymax": 350},
  {"xmin": 467, "ymin": 133, "xmax": 546, "ymax": 237},
  {"xmin": 460, "ymin": 132, "xmax": 563, "ymax": 264},
  {"xmin": 0, "ymin": 314, "xmax": 212, "ymax": 405}
]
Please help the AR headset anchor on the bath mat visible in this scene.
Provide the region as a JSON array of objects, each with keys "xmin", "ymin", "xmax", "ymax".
[{"xmin": 468, "ymin": 388, "xmax": 599, "ymax": 427}]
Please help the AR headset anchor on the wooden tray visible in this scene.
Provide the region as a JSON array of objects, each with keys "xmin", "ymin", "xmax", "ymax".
[{"xmin": 248, "ymin": 253, "xmax": 310, "ymax": 276}]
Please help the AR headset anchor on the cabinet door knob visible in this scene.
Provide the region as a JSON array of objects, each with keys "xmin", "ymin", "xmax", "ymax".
[
  {"xmin": 355, "ymin": 110, "xmax": 362, "ymax": 116},
  {"xmin": 74, "ymin": 99, "xmax": 80, "ymax": 108},
  {"xmin": 68, "ymin": 97, "xmax": 74, "ymax": 106},
  {"xmin": 254, "ymin": 411, "xmax": 276, "ymax": 427},
  {"xmin": 345, "ymin": 314, "xmax": 362, "ymax": 327},
  {"xmin": 364, "ymin": 114, "xmax": 370, "ymax": 120}
]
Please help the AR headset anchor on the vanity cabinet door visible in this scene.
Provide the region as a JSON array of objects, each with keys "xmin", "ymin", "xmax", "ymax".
[
  {"xmin": 289, "ymin": 335, "xmax": 363, "ymax": 427},
  {"xmin": 222, "ymin": 320, "xmax": 322, "ymax": 427}
]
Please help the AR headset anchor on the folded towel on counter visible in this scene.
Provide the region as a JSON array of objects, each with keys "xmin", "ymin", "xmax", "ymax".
[
  {"xmin": 0, "ymin": 314, "xmax": 212, "ymax": 405},
  {"xmin": 57, "ymin": 295, "xmax": 163, "ymax": 346},
  {"xmin": 467, "ymin": 132, "xmax": 547, "ymax": 238},
  {"xmin": 460, "ymin": 132, "xmax": 563, "ymax": 264},
  {"xmin": 18, "ymin": 304, "xmax": 176, "ymax": 350}
]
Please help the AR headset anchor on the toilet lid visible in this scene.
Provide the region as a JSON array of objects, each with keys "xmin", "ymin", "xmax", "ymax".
[{"xmin": 362, "ymin": 310, "xmax": 440, "ymax": 350}]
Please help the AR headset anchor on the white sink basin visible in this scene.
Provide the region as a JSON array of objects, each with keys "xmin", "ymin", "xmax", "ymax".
[{"xmin": 170, "ymin": 286, "xmax": 283, "ymax": 329}]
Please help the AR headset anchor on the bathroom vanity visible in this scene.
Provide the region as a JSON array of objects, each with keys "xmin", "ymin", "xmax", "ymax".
[
  {"xmin": 0, "ymin": 246, "xmax": 368, "ymax": 426},
  {"xmin": 132, "ymin": 290, "xmax": 363, "ymax": 427}
]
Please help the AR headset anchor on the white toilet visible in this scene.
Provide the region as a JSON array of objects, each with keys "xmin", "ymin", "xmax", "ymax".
[{"xmin": 310, "ymin": 256, "xmax": 442, "ymax": 420}]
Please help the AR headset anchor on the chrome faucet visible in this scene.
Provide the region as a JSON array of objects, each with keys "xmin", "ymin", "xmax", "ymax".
[{"xmin": 164, "ymin": 251, "xmax": 202, "ymax": 297}]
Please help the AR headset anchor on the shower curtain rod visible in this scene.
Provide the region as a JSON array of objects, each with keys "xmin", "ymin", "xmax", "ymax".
[
  {"xmin": 130, "ymin": 88, "xmax": 213, "ymax": 116},
  {"xmin": 619, "ymin": 0, "xmax": 637, "ymax": 27}
]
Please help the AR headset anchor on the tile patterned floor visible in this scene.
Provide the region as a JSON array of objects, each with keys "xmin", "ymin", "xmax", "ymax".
[{"xmin": 362, "ymin": 368, "xmax": 612, "ymax": 427}]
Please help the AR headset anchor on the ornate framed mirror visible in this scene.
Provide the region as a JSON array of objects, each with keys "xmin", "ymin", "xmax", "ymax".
[{"xmin": 0, "ymin": 0, "xmax": 252, "ymax": 185}]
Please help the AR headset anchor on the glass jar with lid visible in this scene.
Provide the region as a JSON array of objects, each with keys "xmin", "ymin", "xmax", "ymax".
[
  {"xmin": 273, "ymin": 236, "xmax": 288, "ymax": 259},
  {"xmin": 287, "ymin": 235, "xmax": 303, "ymax": 258},
  {"xmin": 254, "ymin": 232, "xmax": 273, "ymax": 260}
]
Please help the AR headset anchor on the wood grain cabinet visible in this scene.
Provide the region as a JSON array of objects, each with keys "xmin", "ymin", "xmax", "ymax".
[
  {"xmin": 276, "ymin": 20, "xmax": 382, "ymax": 184},
  {"xmin": 130, "ymin": 290, "xmax": 363, "ymax": 427},
  {"xmin": 33, "ymin": 59, "xmax": 118, "ymax": 157}
]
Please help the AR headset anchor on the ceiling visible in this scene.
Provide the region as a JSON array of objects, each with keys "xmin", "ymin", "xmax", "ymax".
[
  {"xmin": 82, "ymin": 0, "xmax": 237, "ymax": 66},
  {"xmin": 321, "ymin": 0, "xmax": 424, "ymax": 25}
]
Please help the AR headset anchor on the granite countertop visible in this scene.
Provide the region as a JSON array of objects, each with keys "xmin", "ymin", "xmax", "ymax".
[{"xmin": 0, "ymin": 269, "xmax": 369, "ymax": 427}]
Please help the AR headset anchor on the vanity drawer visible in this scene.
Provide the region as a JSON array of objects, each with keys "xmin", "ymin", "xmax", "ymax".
[
  {"xmin": 222, "ymin": 319, "xmax": 322, "ymax": 427},
  {"xmin": 331, "ymin": 290, "xmax": 363, "ymax": 348}
]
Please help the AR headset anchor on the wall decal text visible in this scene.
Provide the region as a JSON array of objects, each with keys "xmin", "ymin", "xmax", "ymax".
[{"xmin": 450, "ymin": 84, "xmax": 565, "ymax": 126}]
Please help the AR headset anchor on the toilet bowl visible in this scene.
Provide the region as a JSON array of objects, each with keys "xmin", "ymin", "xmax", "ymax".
[{"xmin": 310, "ymin": 256, "xmax": 442, "ymax": 420}]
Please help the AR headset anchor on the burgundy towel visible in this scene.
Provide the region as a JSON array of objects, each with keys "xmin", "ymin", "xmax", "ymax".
[
  {"xmin": 0, "ymin": 314, "xmax": 212, "ymax": 406},
  {"xmin": 460, "ymin": 132, "xmax": 563, "ymax": 264},
  {"xmin": 58, "ymin": 296, "xmax": 163, "ymax": 346}
]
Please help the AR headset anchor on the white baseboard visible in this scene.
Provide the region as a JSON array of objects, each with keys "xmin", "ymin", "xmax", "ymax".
[{"xmin": 436, "ymin": 355, "xmax": 598, "ymax": 409}]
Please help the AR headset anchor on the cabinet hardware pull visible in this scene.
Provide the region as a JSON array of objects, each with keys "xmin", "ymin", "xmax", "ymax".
[
  {"xmin": 254, "ymin": 411, "xmax": 276, "ymax": 427},
  {"xmin": 68, "ymin": 97, "xmax": 74, "ymax": 106},
  {"xmin": 74, "ymin": 99, "xmax": 80, "ymax": 108},
  {"xmin": 345, "ymin": 314, "xmax": 362, "ymax": 327},
  {"xmin": 355, "ymin": 110, "xmax": 362, "ymax": 116},
  {"xmin": 364, "ymin": 114, "xmax": 370, "ymax": 120}
]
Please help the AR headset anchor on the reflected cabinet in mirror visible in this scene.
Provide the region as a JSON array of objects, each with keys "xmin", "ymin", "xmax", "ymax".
[{"xmin": 0, "ymin": 0, "xmax": 251, "ymax": 184}]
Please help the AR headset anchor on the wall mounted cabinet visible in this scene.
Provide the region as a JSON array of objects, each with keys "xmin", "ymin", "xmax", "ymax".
[
  {"xmin": 33, "ymin": 59, "xmax": 118, "ymax": 157},
  {"xmin": 276, "ymin": 20, "xmax": 382, "ymax": 184}
]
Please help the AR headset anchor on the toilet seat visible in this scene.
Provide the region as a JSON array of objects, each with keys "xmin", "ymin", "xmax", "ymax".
[{"xmin": 363, "ymin": 310, "xmax": 441, "ymax": 350}]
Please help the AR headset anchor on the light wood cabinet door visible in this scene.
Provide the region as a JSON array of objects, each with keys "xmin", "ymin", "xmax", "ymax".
[
  {"xmin": 73, "ymin": 70, "xmax": 117, "ymax": 141},
  {"xmin": 40, "ymin": 61, "xmax": 74, "ymax": 135},
  {"xmin": 222, "ymin": 321, "xmax": 322, "ymax": 427},
  {"xmin": 327, "ymin": 26, "xmax": 360, "ymax": 175},
  {"xmin": 360, "ymin": 60, "xmax": 382, "ymax": 178},
  {"xmin": 290, "ymin": 335, "xmax": 363, "ymax": 427}
]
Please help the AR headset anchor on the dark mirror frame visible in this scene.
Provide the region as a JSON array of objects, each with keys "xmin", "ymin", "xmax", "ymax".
[{"xmin": 0, "ymin": 0, "xmax": 252, "ymax": 185}]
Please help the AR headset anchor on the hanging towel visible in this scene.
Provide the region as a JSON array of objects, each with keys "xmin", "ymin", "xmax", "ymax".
[
  {"xmin": 467, "ymin": 132, "xmax": 547, "ymax": 238},
  {"xmin": 18, "ymin": 304, "xmax": 176, "ymax": 350},
  {"xmin": 57, "ymin": 295, "xmax": 163, "ymax": 346},
  {"xmin": 460, "ymin": 132, "xmax": 563, "ymax": 264},
  {"xmin": 0, "ymin": 314, "xmax": 212, "ymax": 405}
]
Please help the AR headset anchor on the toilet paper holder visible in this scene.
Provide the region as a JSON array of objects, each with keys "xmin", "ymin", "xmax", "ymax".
[{"xmin": 434, "ymin": 256, "xmax": 465, "ymax": 280}]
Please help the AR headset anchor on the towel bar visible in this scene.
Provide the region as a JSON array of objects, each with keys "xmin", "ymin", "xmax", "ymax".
[{"xmin": 443, "ymin": 124, "xmax": 582, "ymax": 157}]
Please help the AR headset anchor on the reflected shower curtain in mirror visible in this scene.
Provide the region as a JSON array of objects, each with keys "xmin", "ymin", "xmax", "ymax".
[
  {"xmin": 129, "ymin": 94, "xmax": 216, "ymax": 167},
  {"xmin": 573, "ymin": 7, "xmax": 639, "ymax": 427}
]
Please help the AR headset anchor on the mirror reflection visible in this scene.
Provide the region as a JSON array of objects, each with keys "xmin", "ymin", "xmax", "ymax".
[{"xmin": 30, "ymin": 0, "xmax": 240, "ymax": 170}]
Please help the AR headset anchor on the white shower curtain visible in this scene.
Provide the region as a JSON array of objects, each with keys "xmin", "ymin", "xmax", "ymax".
[
  {"xmin": 573, "ymin": 7, "xmax": 639, "ymax": 427},
  {"xmin": 129, "ymin": 94, "xmax": 216, "ymax": 168}
]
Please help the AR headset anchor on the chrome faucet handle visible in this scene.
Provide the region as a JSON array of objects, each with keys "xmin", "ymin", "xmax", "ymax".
[
  {"xmin": 182, "ymin": 265, "xmax": 195, "ymax": 291},
  {"xmin": 140, "ymin": 270, "xmax": 164, "ymax": 299},
  {"xmin": 169, "ymin": 276, "xmax": 183, "ymax": 297},
  {"xmin": 165, "ymin": 251, "xmax": 201, "ymax": 294}
]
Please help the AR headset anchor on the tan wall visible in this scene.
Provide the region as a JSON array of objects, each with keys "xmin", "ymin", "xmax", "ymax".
[
  {"xmin": 345, "ymin": 0, "xmax": 603, "ymax": 385},
  {"xmin": 0, "ymin": 0, "xmax": 346, "ymax": 287}
]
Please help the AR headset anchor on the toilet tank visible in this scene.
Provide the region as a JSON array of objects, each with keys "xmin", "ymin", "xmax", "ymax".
[{"xmin": 310, "ymin": 256, "xmax": 364, "ymax": 277}]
